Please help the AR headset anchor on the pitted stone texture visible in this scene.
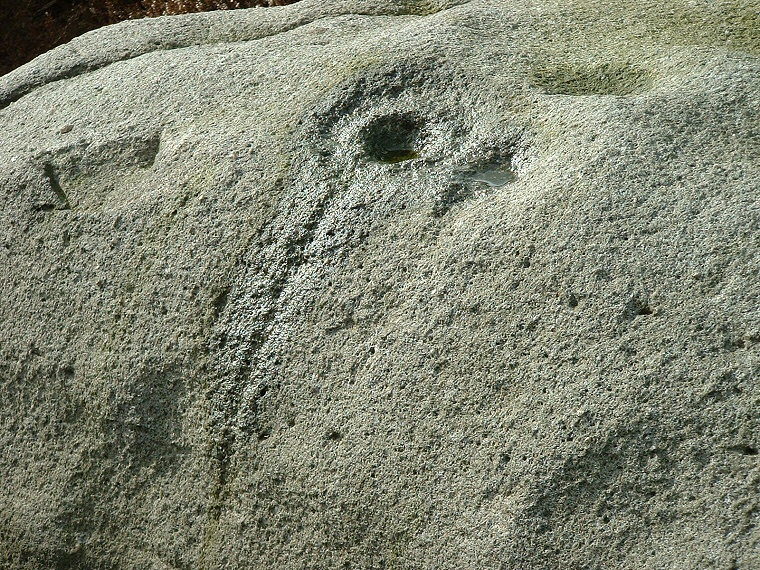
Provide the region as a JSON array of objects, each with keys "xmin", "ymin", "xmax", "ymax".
[{"xmin": 0, "ymin": 0, "xmax": 758, "ymax": 568}]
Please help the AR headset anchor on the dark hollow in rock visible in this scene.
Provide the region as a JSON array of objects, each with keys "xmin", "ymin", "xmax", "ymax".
[
  {"xmin": 729, "ymin": 444, "xmax": 759, "ymax": 456},
  {"xmin": 361, "ymin": 113, "xmax": 421, "ymax": 163},
  {"xmin": 325, "ymin": 429, "xmax": 343, "ymax": 441},
  {"xmin": 623, "ymin": 296, "xmax": 654, "ymax": 320}
]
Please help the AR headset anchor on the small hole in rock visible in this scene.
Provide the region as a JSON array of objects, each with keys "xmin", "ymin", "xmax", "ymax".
[
  {"xmin": 326, "ymin": 430, "xmax": 342, "ymax": 441},
  {"xmin": 568, "ymin": 294, "xmax": 579, "ymax": 308},
  {"xmin": 625, "ymin": 296, "xmax": 653, "ymax": 319},
  {"xmin": 730, "ymin": 444, "xmax": 758, "ymax": 456},
  {"xmin": 362, "ymin": 114, "xmax": 421, "ymax": 164},
  {"xmin": 212, "ymin": 286, "xmax": 230, "ymax": 318},
  {"xmin": 257, "ymin": 428, "xmax": 271, "ymax": 441}
]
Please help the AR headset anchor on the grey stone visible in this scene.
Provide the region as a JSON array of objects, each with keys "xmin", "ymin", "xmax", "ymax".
[{"xmin": 1, "ymin": 0, "xmax": 758, "ymax": 568}]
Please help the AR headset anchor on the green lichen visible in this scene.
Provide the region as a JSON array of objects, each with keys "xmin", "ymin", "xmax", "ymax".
[
  {"xmin": 644, "ymin": 1, "xmax": 760, "ymax": 56},
  {"xmin": 530, "ymin": 62, "xmax": 652, "ymax": 96},
  {"xmin": 524, "ymin": 1, "xmax": 758, "ymax": 97},
  {"xmin": 395, "ymin": 1, "xmax": 450, "ymax": 17},
  {"xmin": 562, "ymin": 0, "xmax": 760, "ymax": 58}
]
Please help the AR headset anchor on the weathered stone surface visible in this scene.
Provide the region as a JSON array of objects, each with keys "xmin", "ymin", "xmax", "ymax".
[{"xmin": 1, "ymin": 0, "xmax": 758, "ymax": 568}]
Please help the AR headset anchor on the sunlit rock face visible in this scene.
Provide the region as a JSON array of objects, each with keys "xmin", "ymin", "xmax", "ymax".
[{"xmin": 1, "ymin": 1, "xmax": 758, "ymax": 568}]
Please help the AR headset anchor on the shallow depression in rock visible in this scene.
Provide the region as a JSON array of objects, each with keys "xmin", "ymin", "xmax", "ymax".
[{"xmin": 453, "ymin": 163, "xmax": 517, "ymax": 187}]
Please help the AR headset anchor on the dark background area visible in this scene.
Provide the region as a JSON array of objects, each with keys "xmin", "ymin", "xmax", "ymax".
[{"xmin": 0, "ymin": 0, "xmax": 300, "ymax": 77}]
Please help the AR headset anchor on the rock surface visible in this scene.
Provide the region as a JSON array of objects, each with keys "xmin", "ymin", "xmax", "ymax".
[{"xmin": 1, "ymin": 0, "xmax": 759, "ymax": 568}]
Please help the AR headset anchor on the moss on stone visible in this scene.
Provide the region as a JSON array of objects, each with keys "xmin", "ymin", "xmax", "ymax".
[{"xmin": 530, "ymin": 62, "xmax": 653, "ymax": 96}]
